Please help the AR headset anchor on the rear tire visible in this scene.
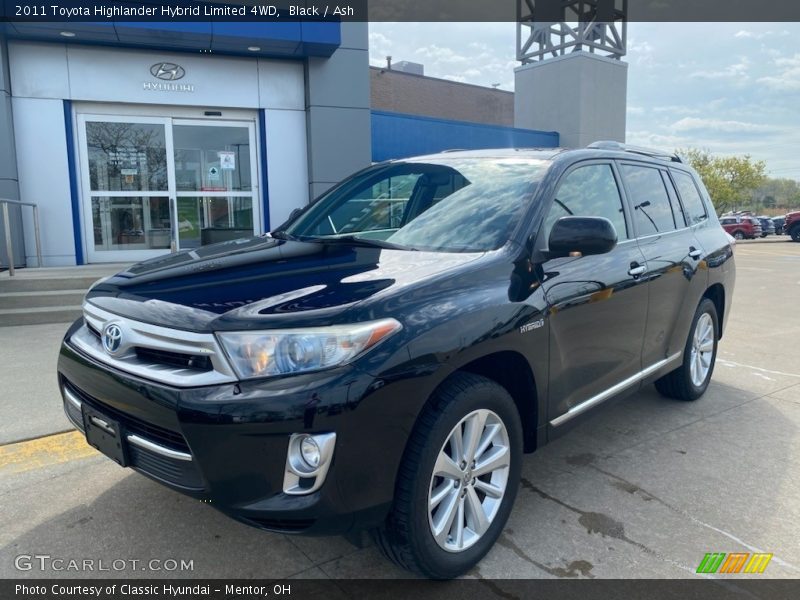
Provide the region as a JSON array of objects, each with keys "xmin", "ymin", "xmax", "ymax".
[
  {"xmin": 655, "ymin": 298, "xmax": 719, "ymax": 401},
  {"xmin": 733, "ymin": 230, "xmax": 745, "ymax": 240},
  {"xmin": 373, "ymin": 372, "xmax": 522, "ymax": 579}
]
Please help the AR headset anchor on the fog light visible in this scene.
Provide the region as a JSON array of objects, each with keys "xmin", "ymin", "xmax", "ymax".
[
  {"xmin": 300, "ymin": 436, "xmax": 321, "ymax": 469},
  {"xmin": 283, "ymin": 432, "xmax": 336, "ymax": 495}
]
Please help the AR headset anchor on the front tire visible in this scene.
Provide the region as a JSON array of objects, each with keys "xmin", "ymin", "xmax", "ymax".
[
  {"xmin": 790, "ymin": 227, "xmax": 800, "ymax": 242},
  {"xmin": 374, "ymin": 372, "xmax": 522, "ymax": 579},
  {"xmin": 655, "ymin": 298, "xmax": 719, "ymax": 401}
]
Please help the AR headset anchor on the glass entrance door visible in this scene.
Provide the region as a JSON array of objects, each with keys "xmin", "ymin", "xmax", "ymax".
[
  {"xmin": 78, "ymin": 115, "xmax": 260, "ymax": 263},
  {"xmin": 172, "ymin": 120, "xmax": 257, "ymax": 249}
]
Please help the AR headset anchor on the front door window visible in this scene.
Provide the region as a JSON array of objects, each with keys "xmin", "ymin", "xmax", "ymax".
[{"xmin": 79, "ymin": 115, "xmax": 259, "ymax": 263}]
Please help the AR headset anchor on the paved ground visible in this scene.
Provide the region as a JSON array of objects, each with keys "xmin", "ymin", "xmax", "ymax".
[{"xmin": 1, "ymin": 239, "xmax": 799, "ymax": 579}]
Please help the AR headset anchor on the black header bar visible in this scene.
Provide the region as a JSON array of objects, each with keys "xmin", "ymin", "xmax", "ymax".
[{"xmin": 1, "ymin": 0, "xmax": 799, "ymax": 23}]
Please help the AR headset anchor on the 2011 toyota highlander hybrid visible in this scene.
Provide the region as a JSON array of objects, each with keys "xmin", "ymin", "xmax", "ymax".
[{"xmin": 58, "ymin": 142, "xmax": 735, "ymax": 578}]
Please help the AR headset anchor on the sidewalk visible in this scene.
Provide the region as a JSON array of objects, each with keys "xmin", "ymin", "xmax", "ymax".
[
  {"xmin": 0, "ymin": 264, "xmax": 127, "ymax": 443},
  {"xmin": 0, "ymin": 322, "xmax": 74, "ymax": 444}
]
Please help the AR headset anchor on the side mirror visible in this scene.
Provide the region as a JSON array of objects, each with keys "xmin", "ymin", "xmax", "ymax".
[{"xmin": 548, "ymin": 216, "xmax": 617, "ymax": 258}]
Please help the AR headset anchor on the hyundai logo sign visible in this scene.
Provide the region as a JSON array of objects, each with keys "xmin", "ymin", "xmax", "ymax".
[
  {"xmin": 150, "ymin": 62, "xmax": 186, "ymax": 81},
  {"xmin": 102, "ymin": 323, "xmax": 123, "ymax": 355}
]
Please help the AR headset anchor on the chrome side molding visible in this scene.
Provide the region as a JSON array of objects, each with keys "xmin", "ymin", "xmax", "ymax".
[{"xmin": 549, "ymin": 352, "xmax": 682, "ymax": 427}]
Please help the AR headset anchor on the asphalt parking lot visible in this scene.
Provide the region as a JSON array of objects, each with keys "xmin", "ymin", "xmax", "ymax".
[{"xmin": 1, "ymin": 238, "xmax": 799, "ymax": 580}]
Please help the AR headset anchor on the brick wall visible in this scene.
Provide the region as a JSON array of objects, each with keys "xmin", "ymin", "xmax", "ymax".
[{"xmin": 370, "ymin": 66, "xmax": 514, "ymax": 127}]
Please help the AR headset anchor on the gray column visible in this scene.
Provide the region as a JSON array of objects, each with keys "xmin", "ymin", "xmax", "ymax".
[
  {"xmin": 514, "ymin": 52, "xmax": 627, "ymax": 149},
  {"xmin": 0, "ymin": 34, "xmax": 26, "ymax": 268},
  {"xmin": 0, "ymin": 35, "xmax": 20, "ymax": 201},
  {"xmin": 305, "ymin": 23, "xmax": 371, "ymax": 200}
]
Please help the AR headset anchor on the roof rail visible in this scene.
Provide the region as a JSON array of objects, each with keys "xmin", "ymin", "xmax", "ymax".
[{"xmin": 587, "ymin": 140, "xmax": 683, "ymax": 163}]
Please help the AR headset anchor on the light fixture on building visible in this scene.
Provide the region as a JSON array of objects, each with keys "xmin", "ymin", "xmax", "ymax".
[
  {"xmin": 60, "ymin": 31, "xmax": 76, "ymax": 38},
  {"xmin": 247, "ymin": 46, "xmax": 261, "ymax": 52}
]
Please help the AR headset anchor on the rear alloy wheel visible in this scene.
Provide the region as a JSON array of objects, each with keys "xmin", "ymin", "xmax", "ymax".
[
  {"xmin": 374, "ymin": 372, "xmax": 522, "ymax": 579},
  {"xmin": 655, "ymin": 298, "xmax": 719, "ymax": 401},
  {"xmin": 733, "ymin": 230, "xmax": 745, "ymax": 240}
]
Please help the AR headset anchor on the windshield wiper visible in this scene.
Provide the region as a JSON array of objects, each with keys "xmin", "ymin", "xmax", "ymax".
[{"xmin": 299, "ymin": 234, "xmax": 414, "ymax": 251}]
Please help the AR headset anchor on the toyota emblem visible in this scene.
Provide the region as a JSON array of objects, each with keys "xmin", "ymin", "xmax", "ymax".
[
  {"xmin": 102, "ymin": 324, "xmax": 123, "ymax": 355},
  {"xmin": 150, "ymin": 62, "xmax": 186, "ymax": 81}
]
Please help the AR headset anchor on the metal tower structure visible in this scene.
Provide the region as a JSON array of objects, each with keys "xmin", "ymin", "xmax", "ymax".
[{"xmin": 517, "ymin": 0, "xmax": 627, "ymax": 63}]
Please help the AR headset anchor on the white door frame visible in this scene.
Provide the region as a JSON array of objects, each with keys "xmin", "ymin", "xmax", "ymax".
[{"xmin": 76, "ymin": 112, "xmax": 261, "ymax": 263}]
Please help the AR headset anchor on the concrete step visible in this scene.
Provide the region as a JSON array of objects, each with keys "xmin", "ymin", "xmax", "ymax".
[
  {"xmin": 0, "ymin": 305, "xmax": 82, "ymax": 327},
  {"xmin": 0, "ymin": 290, "xmax": 86, "ymax": 310},
  {"xmin": 0, "ymin": 275, "xmax": 101, "ymax": 293},
  {"xmin": 0, "ymin": 264, "xmax": 126, "ymax": 293},
  {"xmin": 0, "ymin": 264, "xmax": 125, "ymax": 326}
]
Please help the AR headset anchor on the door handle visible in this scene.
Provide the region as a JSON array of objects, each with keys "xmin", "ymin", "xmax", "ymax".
[
  {"xmin": 628, "ymin": 264, "xmax": 647, "ymax": 277},
  {"xmin": 688, "ymin": 247, "xmax": 702, "ymax": 260}
]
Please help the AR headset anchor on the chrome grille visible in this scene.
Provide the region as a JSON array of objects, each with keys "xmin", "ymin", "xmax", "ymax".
[{"xmin": 71, "ymin": 303, "xmax": 236, "ymax": 387}]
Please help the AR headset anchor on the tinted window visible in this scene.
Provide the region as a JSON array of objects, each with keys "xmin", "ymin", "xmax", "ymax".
[
  {"xmin": 543, "ymin": 164, "xmax": 629, "ymax": 242},
  {"xmin": 661, "ymin": 172, "xmax": 687, "ymax": 227},
  {"xmin": 622, "ymin": 165, "xmax": 679, "ymax": 236},
  {"xmin": 287, "ymin": 158, "xmax": 550, "ymax": 252},
  {"xmin": 671, "ymin": 171, "xmax": 708, "ymax": 225}
]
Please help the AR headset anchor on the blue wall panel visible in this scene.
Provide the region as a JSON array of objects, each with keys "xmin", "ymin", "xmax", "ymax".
[{"xmin": 371, "ymin": 111, "xmax": 559, "ymax": 162}]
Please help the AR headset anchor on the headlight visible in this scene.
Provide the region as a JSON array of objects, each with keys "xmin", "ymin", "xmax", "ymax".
[{"xmin": 216, "ymin": 318, "xmax": 402, "ymax": 379}]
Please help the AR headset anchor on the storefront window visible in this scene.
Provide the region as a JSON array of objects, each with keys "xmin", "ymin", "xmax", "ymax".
[
  {"xmin": 86, "ymin": 122, "xmax": 168, "ymax": 192},
  {"xmin": 173, "ymin": 125, "xmax": 252, "ymax": 192}
]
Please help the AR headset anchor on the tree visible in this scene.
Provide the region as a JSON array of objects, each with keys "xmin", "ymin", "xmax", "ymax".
[{"xmin": 677, "ymin": 148, "xmax": 767, "ymax": 214}]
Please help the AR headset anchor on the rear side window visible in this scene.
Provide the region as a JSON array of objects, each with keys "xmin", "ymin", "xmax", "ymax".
[
  {"xmin": 671, "ymin": 171, "xmax": 708, "ymax": 225},
  {"xmin": 543, "ymin": 163, "xmax": 629, "ymax": 242},
  {"xmin": 621, "ymin": 164, "xmax": 680, "ymax": 236}
]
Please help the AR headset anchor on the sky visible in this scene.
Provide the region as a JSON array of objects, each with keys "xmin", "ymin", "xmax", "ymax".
[{"xmin": 368, "ymin": 22, "xmax": 800, "ymax": 180}]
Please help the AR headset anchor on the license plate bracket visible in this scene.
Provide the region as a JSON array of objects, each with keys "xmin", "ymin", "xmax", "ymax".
[{"xmin": 82, "ymin": 404, "xmax": 128, "ymax": 467}]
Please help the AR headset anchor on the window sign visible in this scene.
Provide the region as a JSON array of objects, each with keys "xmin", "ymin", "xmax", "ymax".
[{"xmin": 218, "ymin": 151, "xmax": 236, "ymax": 170}]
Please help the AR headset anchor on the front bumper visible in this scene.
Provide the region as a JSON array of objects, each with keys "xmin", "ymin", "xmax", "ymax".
[{"xmin": 57, "ymin": 323, "xmax": 402, "ymax": 536}]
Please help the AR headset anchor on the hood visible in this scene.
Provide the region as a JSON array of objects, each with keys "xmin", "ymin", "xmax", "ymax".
[{"xmin": 86, "ymin": 236, "xmax": 483, "ymax": 331}]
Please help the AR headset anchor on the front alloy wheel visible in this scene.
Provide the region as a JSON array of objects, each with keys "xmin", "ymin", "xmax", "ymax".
[
  {"xmin": 428, "ymin": 409, "xmax": 510, "ymax": 552},
  {"xmin": 374, "ymin": 372, "xmax": 522, "ymax": 579}
]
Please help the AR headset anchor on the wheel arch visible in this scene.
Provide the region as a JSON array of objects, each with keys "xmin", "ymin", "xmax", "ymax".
[
  {"xmin": 703, "ymin": 283, "xmax": 726, "ymax": 339},
  {"xmin": 435, "ymin": 351, "xmax": 540, "ymax": 454}
]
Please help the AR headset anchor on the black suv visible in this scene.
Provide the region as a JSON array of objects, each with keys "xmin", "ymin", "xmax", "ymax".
[{"xmin": 58, "ymin": 143, "xmax": 735, "ymax": 579}]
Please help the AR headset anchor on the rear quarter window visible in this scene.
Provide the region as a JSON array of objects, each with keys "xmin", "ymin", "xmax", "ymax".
[{"xmin": 671, "ymin": 170, "xmax": 708, "ymax": 225}]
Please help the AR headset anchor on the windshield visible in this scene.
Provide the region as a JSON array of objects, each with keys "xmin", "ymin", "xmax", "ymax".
[{"xmin": 283, "ymin": 158, "xmax": 549, "ymax": 252}]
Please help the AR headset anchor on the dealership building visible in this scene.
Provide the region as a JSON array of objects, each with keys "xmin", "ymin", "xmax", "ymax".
[
  {"xmin": 0, "ymin": 21, "xmax": 376, "ymax": 266},
  {"xmin": 1, "ymin": 15, "xmax": 625, "ymax": 268}
]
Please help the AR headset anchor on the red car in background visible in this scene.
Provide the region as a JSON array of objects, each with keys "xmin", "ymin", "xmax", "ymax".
[
  {"xmin": 719, "ymin": 215, "xmax": 762, "ymax": 240},
  {"xmin": 785, "ymin": 211, "xmax": 800, "ymax": 242}
]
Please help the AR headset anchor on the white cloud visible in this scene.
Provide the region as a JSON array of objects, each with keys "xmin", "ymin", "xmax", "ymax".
[
  {"xmin": 734, "ymin": 29, "xmax": 789, "ymax": 40},
  {"xmin": 671, "ymin": 118, "xmax": 778, "ymax": 134},
  {"xmin": 690, "ymin": 57, "xmax": 751, "ymax": 80},
  {"xmin": 757, "ymin": 53, "xmax": 800, "ymax": 91}
]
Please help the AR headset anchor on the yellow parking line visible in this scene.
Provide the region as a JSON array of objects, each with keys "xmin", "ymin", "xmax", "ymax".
[{"xmin": 0, "ymin": 430, "xmax": 97, "ymax": 475}]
